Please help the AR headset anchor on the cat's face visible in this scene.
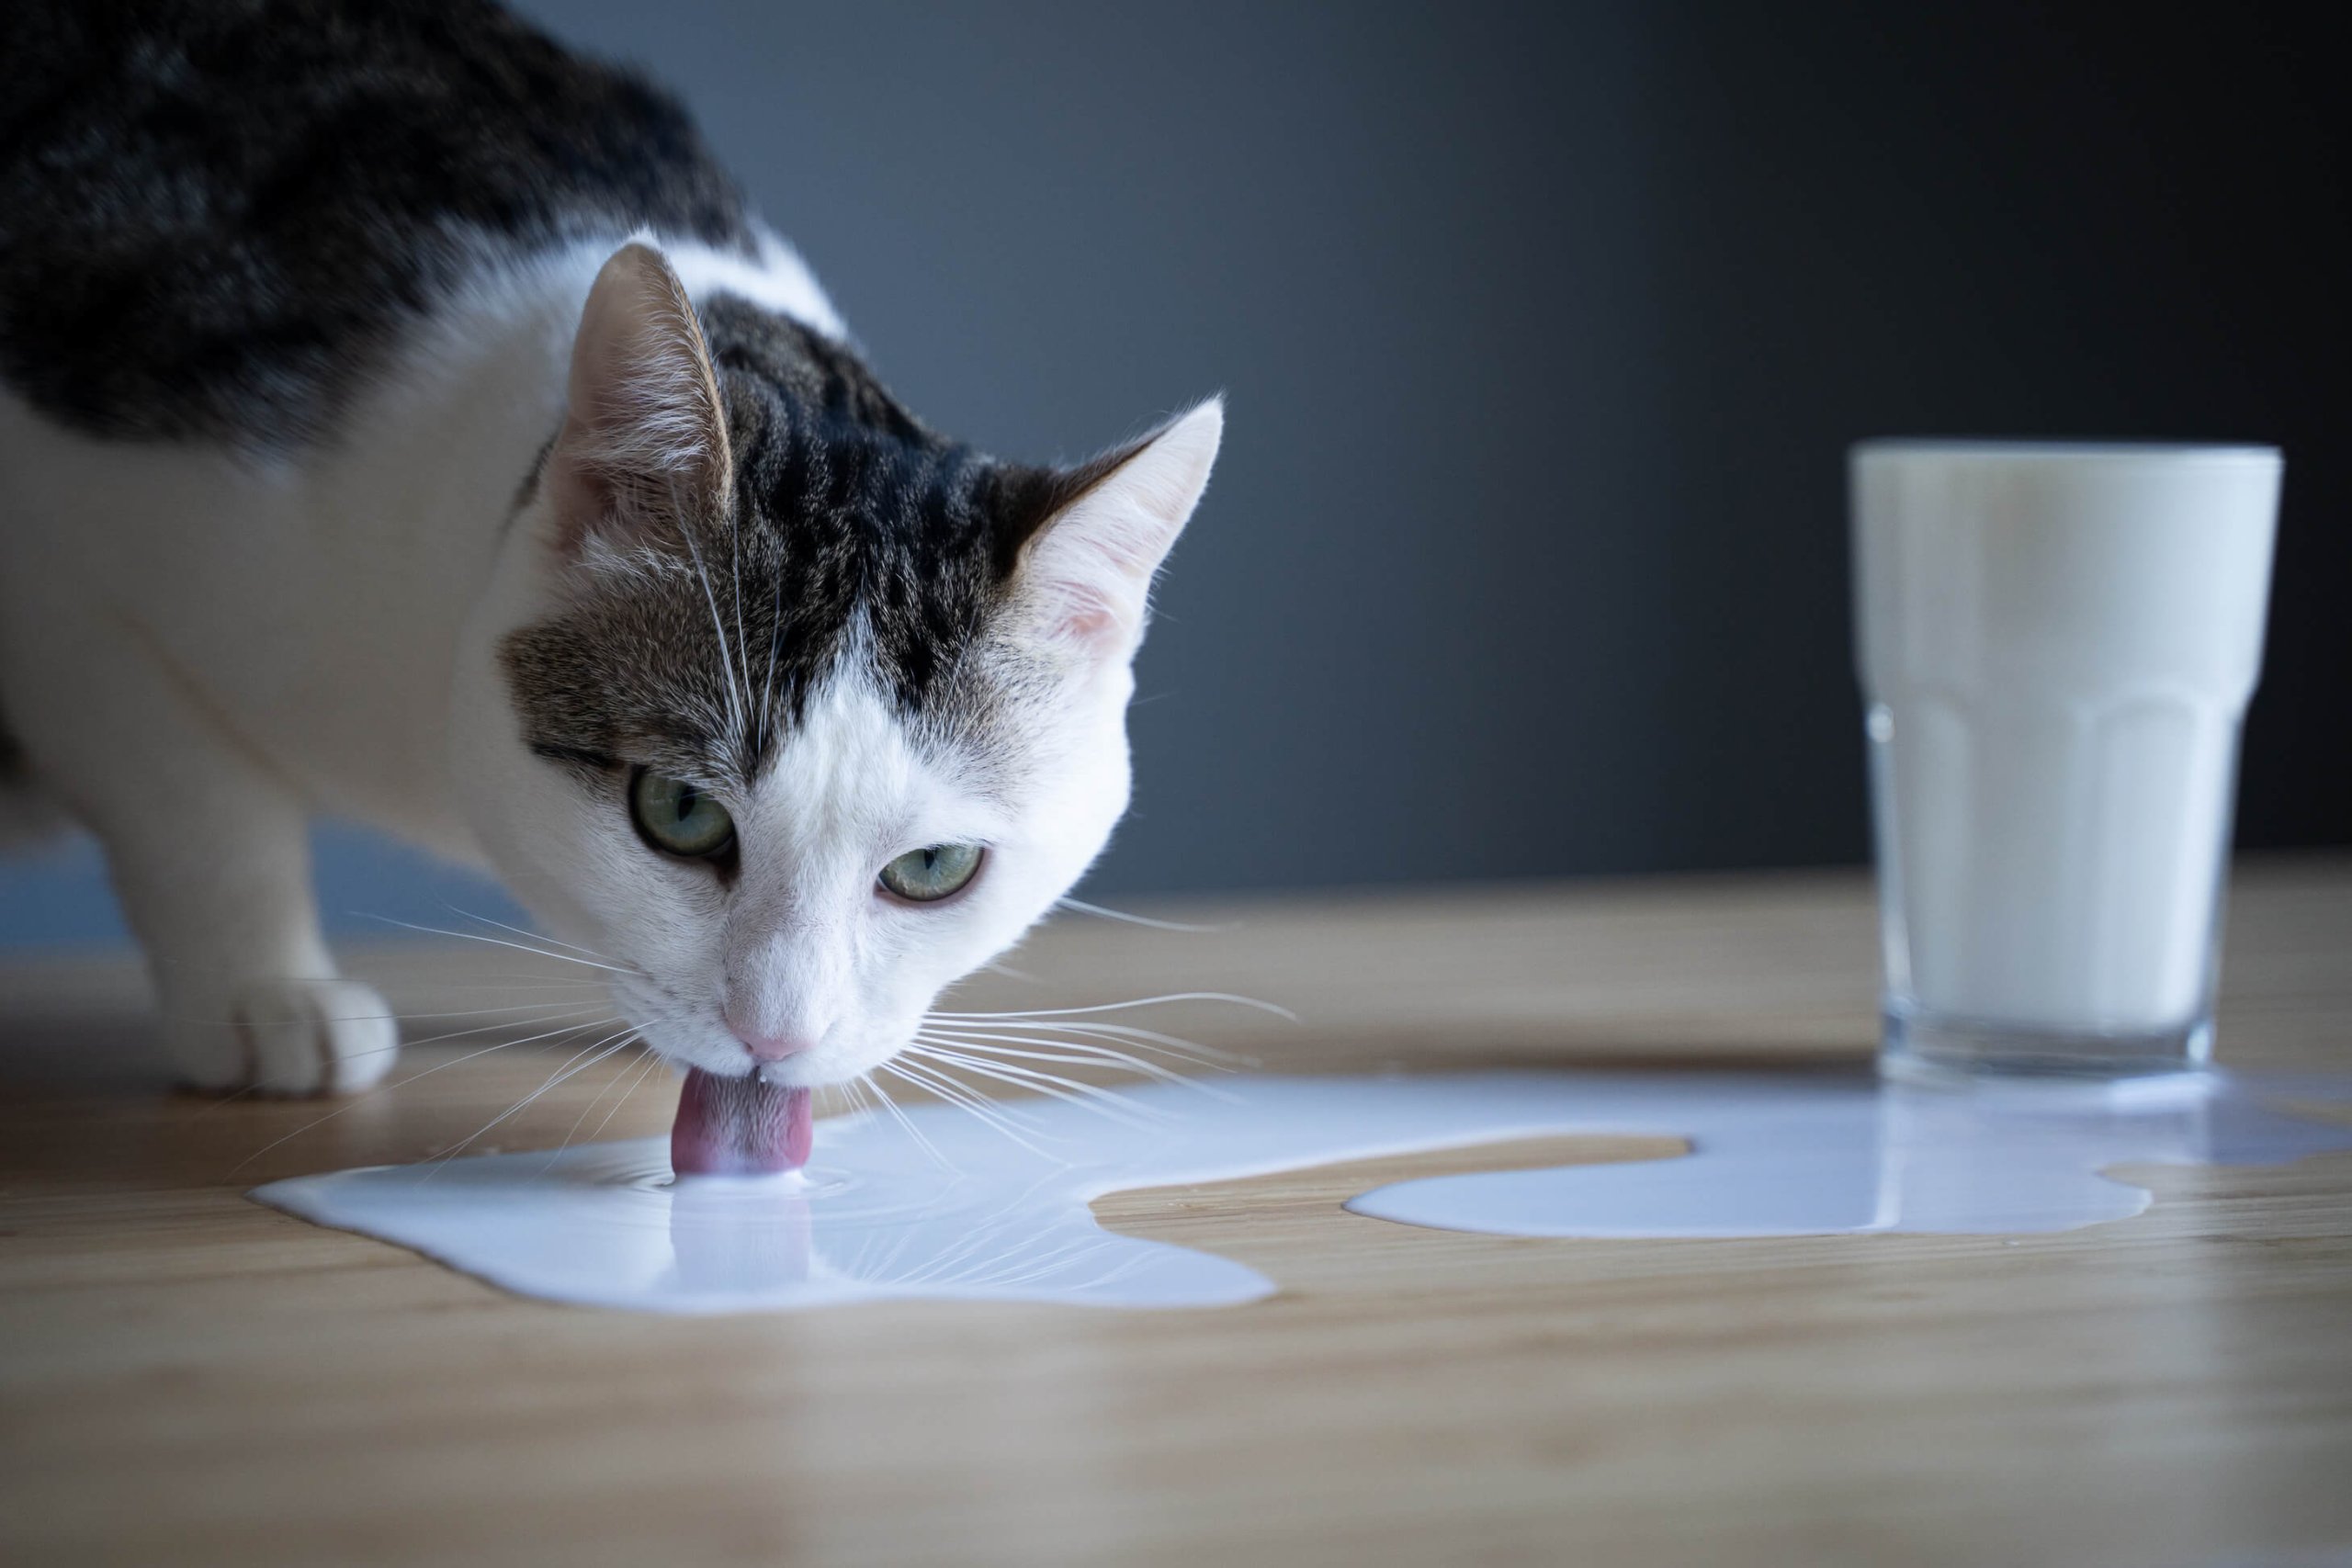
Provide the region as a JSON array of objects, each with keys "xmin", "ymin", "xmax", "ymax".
[{"xmin": 451, "ymin": 243, "xmax": 1217, "ymax": 1091}]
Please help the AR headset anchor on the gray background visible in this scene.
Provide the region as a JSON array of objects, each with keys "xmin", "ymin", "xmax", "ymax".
[{"xmin": 4, "ymin": 0, "xmax": 2346, "ymax": 944}]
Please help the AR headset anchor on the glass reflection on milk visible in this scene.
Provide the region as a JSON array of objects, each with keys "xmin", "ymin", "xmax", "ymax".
[{"xmin": 1852, "ymin": 442, "xmax": 2281, "ymax": 1079}]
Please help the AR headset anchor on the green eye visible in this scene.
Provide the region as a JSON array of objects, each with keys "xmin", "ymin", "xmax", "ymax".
[
  {"xmin": 628, "ymin": 769, "xmax": 735, "ymax": 860},
  {"xmin": 878, "ymin": 843, "xmax": 984, "ymax": 903}
]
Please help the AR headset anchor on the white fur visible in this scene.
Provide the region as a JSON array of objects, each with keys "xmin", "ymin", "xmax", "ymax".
[{"xmin": 0, "ymin": 228, "xmax": 1215, "ymax": 1098}]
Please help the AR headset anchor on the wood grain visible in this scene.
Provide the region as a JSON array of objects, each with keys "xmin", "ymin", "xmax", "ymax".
[{"xmin": 2, "ymin": 858, "xmax": 2349, "ymax": 1567}]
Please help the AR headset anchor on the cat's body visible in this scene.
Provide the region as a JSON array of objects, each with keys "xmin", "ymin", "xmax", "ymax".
[
  {"xmin": 0, "ymin": 233, "xmax": 835, "ymax": 863},
  {"xmin": 0, "ymin": 0, "xmax": 1217, "ymax": 1153}
]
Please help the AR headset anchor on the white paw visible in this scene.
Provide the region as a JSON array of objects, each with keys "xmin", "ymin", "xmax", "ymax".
[{"xmin": 166, "ymin": 978, "xmax": 400, "ymax": 1097}]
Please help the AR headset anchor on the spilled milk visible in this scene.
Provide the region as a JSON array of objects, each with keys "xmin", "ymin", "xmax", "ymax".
[{"xmin": 250, "ymin": 1069, "xmax": 2352, "ymax": 1314}]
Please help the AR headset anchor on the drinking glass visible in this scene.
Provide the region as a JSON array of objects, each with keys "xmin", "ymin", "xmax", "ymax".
[{"xmin": 1851, "ymin": 441, "xmax": 2282, "ymax": 1080}]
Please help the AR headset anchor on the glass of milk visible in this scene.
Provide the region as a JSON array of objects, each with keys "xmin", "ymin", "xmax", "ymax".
[{"xmin": 1851, "ymin": 441, "xmax": 2282, "ymax": 1081}]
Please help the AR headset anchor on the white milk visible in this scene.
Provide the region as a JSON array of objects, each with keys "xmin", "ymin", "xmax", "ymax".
[
  {"xmin": 1851, "ymin": 443, "xmax": 2280, "ymax": 1073},
  {"xmin": 248, "ymin": 1069, "xmax": 2352, "ymax": 1315}
]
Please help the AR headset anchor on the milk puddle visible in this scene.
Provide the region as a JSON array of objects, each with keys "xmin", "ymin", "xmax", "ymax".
[{"xmin": 251, "ymin": 1070, "xmax": 2352, "ymax": 1314}]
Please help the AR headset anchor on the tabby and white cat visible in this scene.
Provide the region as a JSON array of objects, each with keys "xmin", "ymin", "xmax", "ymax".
[{"xmin": 0, "ymin": 0, "xmax": 1218, "ymax": 1169}]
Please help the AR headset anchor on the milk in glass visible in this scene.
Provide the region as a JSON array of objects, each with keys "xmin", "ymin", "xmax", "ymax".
[{"xmin": 1851, "ymin": 442, "xmax": 2281, "ymax": 1078}]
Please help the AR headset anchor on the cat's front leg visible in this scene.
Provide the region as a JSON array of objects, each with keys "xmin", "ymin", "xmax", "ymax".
[
  {"xmin": 100, "ymin": 765, "xmax": 399, "ymax": 1097},
  {"xmin": 13, "ymin": 629, "xmax": 397, "ymax": 1095}
]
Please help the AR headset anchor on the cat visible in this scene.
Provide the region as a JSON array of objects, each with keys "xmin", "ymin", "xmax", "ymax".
[{"xmin": 0, "ymin": 0, "xmax": 1219, "ymax": 1168}]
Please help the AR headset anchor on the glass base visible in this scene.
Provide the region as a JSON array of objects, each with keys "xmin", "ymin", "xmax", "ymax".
[{"xmin": 1880, "ymin": 1006, "xmax": 2212, "ymax": 1086}]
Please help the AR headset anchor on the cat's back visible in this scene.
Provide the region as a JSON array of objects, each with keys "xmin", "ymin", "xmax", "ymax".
[{"xmin": 0, "ymin": 0, "xmax": 757, "ymax": 448}]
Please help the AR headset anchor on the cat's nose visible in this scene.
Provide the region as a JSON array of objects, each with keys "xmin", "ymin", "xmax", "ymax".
[
  {"xmin": 725, "ymin": 1005, "xmax": 815, "ymax": 1061},
  {"xmin": 734, "ymin": 1028, "xmax": 813, "ymax": 1062}
]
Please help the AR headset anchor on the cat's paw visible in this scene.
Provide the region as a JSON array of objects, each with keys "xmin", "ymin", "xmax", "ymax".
[{"xmin": 166, "ymin": 978, "xmax": 400, "ymax": 1097}]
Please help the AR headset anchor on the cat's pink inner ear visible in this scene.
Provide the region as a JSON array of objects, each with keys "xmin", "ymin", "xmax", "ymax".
[
  {"xmin": 543, "ymin": 242, "xmax": 732, "ymax": 558},
  {"xmin": 1021, "ymin": 398, "xmax": 1223, "ymax": 657}
]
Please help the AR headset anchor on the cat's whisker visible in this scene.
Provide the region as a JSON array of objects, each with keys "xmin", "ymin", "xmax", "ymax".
[
  {"xmin": 582, "ymin": 1048, "xmax": 668, "ymax": 1146},
  {"xmin": 226, "ymin": 1012, "xmax": 624, "ymax": 1173},
  {"xmin": 857, "ymin": 1070, "xmax": 955, "ymax": 1172},
  {"xmin": 878, "ymin": 1058, "xmax": 1063, "ymax": 1162},
  {"xmin": 884, "ymin": 1053, "xmax": 1048, "ymax": 1128},
  {"xmin": 184, "ymin": 998, "xmax": 618, "ymax": 1121},
  {"xmin": 758, "ymin": 562, "xmax": 785, "ymax": 753},
  {"xmin": 167, "ymin": 994, "xmax": 612, "ymax": 1033},
  {"xmin": 904, "ymin": 1043, "xmax": 1174, "ymax": 1126},
  {"xmin": 883, "ymin": 1054, "xmax": 1043, "ymax": 1125},
  {"xmin": 928, "ymin": 991, "xmax": 1295, "ymax": 1023},
  {"xmin": 1052, "ymin": 897, "xmax": 1227, "ymax": 933},
  {"xmin": 544, "ymin": 1040, "xmax": 655, "ymax": 1167},
  {"xmin": 426, "ymin": 1025, "xmax": 641, "ymax": 1171},
  {"xmin": 145, "ymin": 955, "xmax": 609, "ymax": 990},
  {"xmin": 917, "ymin": 1017, "xmax": 1253, "ymax": 1069},
  {"xmin": 354, "ymin": 914, "xmax": 643, "ymax": 976},
  {"xmin": 724, "ymin": 470, "xmax": 759, "ymax": 761},
  {"xmin": 912, "ymin": 1029, "xmax": 1238, "ymax": 1097},
  {"xmin": 435, "ymin": 902, "xmax": 618, "ymax": 964},
  {"xmin": 675, "ymin": 496, "xmax": 751, "ymax": 762}
]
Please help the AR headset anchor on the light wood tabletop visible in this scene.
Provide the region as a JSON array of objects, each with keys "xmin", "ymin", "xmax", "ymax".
[{"xmin": 3, "ymin": 859, "xmax": 2349, "ymax": 1567}]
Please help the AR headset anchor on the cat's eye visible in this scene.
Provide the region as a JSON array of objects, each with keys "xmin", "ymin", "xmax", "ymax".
[
  {"xmin": 878, "ymin": 843, "xmax": 984, "ymax": 903},
  {"xmin": 628, "ymin": 769, "xmax": 736, "ymax": 861}
]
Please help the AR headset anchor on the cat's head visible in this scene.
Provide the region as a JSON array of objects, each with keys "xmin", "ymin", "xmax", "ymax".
[{"xmin": 453, "ymin": 243, "xmax": 1216, "ymax": 1090}]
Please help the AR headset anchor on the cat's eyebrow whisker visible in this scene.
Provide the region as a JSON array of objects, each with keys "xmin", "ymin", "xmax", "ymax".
[
  {"xmin": 673, "ymin": 484, "xmax": 751, "ymax": 766},
  {"xmin": 352, "ymin": 914, "xmax": 643, "ymax": 976},
  {"xmin": 723, "ymin": 470, "xmax": 759, "ymax": 762},
  {"xmin": 927, "ymin": 991, "xmax": 1296, "ymax": 1023},
  {"xmin": 225, "ymin": 1013, "xmax": 623, "ymax": 1173},
  {"xmin": 758, "ymin": 555, "xmax": 785, "ymax": 756},
  {"xmin": 1051, "ymin": 897, "xmax": 1228, "ymax": 933}
]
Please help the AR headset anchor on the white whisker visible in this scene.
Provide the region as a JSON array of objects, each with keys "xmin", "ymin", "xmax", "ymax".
[
  {"xmin": 437, "ymin": 903, "xmax": 616, "ymax": 964},
  {"xmin": 906, "ymin": 1044, "xmax": 1173, "ymax": 1125},
  {"xmin": 227, "ymin": 1013, "xmax": 622, "ymax": 1172},
  {"xmin": 427, "ymin": 1026, "xmax": 640, "ymax": 1170},
  {"xmin": 858, "ymin": 1071, "xmax": 954, "ymax": 1171},
  {"xmin": 1053, "ymin": 897, "xmax": 1226, "ymax": 933},
  {"xmin": 878, "ymin": 1059, "xmax": 1061, "ymax": 1161},
  {"xmin": 913, "ymin": 1029, "xmax": 1238, "ymax": 1097},
  {"xmin": 675, "ymin": 487, "xmax": 749, "ymax": 761},
  {"xmin": 928, "ymin": 991, "xmax": 1295, "ymax": 1023},
  {"xmin": 544, "ymin": 1041, "xmax": 650, "ymax": 1166},
  {"xmin": 919, "ymin": 1017, "xmax": 1252, "ymax": 1068},
  {"xmin": 355, "ymin": 915, "xmax": 642, "ymax": 976}
]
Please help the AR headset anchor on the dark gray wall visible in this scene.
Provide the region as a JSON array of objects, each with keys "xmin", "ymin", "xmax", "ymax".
[
  {"xmin": 3, "ymin": 1, "xmax": 2345, "ymax": 943},
  {"xmin": 514, "ymin": 0, "xmax": 2349, "ymax": 895}
]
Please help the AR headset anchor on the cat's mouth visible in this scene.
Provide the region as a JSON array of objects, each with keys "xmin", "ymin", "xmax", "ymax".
[{"xmin": 669, "ymin": 1067, "xmax": 813, "ymax": 1176}]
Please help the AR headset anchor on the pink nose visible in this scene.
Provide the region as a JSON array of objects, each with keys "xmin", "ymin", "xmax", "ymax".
[
  {"xmin": 738, "ymin": 1032, "xmax": 813, "ymax": 1062},
  {"xmin": 727, "ymin": 1009, "xmax": 814, "ymax": 1061}
]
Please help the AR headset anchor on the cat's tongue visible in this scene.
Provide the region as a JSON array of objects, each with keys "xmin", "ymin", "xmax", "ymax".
[{"xmin": 671, "ymin": 1068, "xmax": 813, "ymax": 1177}]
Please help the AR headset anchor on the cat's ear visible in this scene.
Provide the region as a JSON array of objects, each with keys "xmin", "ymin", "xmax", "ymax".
[
  {"xmin": 542, "ymin": 243, "xmax": 732, "ymax": 559},
  {"xmin": 1000, "ymin": 397, "xmax": 1222, "ymax": 660}
]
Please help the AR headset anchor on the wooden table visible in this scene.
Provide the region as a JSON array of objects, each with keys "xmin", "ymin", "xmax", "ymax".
[{"xmin": 3, "ymin": 861, "xmax": 2349, "ymax": 1566}]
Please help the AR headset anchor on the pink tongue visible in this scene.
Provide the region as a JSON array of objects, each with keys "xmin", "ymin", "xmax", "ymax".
[{"xmin": 671, "ymin": 1068, "xmax": 813, "ymax": 1176}]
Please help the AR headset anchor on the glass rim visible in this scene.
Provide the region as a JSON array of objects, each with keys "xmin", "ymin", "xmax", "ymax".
[{"xmin": 1852, "ymin": 437, "xmax": 2280, "ymax": 466}]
